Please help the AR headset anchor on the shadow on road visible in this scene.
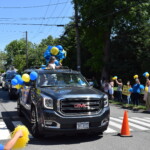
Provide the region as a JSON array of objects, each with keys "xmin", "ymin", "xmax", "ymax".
[
  {"xmin": 29, "ymin": 134, "xmax": 103, "ymax": 145},
  {"xmin": 1, "ymin": 110, "xmax": 103, "ymax": 145}
]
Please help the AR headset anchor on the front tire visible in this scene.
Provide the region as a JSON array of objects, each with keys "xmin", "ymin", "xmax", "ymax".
[{"xmin": 31, "ymin": 108, "xmax": 42, "ymax": 138}]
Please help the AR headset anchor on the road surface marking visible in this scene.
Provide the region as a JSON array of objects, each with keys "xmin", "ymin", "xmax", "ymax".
[
  {"xmin": 132, "ymin": 117, "xmax": 150, "ymax": 123},
  {"xmin": 143, "ymin": 117, "xmax": 150, "ymax": 120},
  {"xmin": 120, "ymin": 117, "xmax": 150, "ymax": 128},
  {"xmin": 110, "ymin": 117, "xmax": 149, "ymax": 130},
  {"xmin": 104, "ymin": 127, "xmax": 116, "ymax": 133},
  {"xmin": 0, "ymin": 121, "xmax": 10, "ymax": 140},
  {"xmin": 109, "ymin": 121, "xmax": 133, "ymax": 131}
]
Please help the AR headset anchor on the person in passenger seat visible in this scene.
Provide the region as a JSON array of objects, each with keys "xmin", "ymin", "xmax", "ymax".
[{"xmin": 47, "ymin": 56, "xmax": 62, "ymax": 69}]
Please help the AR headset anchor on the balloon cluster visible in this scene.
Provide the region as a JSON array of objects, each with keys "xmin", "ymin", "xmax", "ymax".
[
  {"xmin": 11, "ymin": 125, "xmax": 30, "ymax": 149},
  {"xmin": 112, "ymin": 76, "xmax": 118, "ymax": 80},
  {"xmin": 11, "ymin": 71, "xmax": 38, "ymax": 89},
  {"xmin": 143, "ymin": 72, "xmax": 149, "ymax": 78},
  {"xmin": 133, "ymin": 74, "xmax": 138, "ymax": 79},
  {"xmin": 44, "ymin": 45, "xmax": 67, "ymax": 65}
]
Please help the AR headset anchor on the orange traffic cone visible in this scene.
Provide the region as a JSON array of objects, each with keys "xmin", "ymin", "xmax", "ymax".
[{"xmin": 119, "ymin": 110, "xmax": 132, "ymax": 137}]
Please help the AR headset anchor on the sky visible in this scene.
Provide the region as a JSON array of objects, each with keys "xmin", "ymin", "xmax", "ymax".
[{"xmin": 0, "ymin": 0, "xmax": 74, "ymax": 51}]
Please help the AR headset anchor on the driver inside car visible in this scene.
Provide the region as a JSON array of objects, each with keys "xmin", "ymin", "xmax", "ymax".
[{"xmin": 40, "ymin": 74, "xmax": 48, "ymax": 86}]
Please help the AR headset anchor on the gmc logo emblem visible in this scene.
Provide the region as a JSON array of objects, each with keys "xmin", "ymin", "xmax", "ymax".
[{"xmin": 74, "ymin": 104, "xmax": 88, "ymax": 108}]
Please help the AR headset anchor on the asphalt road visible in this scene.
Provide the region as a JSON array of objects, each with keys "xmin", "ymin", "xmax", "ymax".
[{"xmin": 0, "ymin": 87, "xmax": 150, "ymax": 150}]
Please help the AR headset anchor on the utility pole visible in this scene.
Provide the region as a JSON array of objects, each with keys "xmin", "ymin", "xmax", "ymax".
[
  {"xmin": 25, "ymin": 31, "xmax": 28, "ymax": 68},
  {"xmin": 74, "ymin": 0, "xmax": 81, "ymax": 71}
]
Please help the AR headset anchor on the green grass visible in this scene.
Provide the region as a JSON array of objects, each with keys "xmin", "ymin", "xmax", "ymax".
[{"xmin": 109, "ymin": 100, "xmax": 146, "ymax": 110}]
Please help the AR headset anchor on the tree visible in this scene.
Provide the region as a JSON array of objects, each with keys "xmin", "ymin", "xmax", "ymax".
[
  {"xmin": 0, "ymin": 51, "xmax": 7, "ymax": 72},
  {"xmin": 110, "ymin": 1, "xmax": 150, "ymax": 81},
  {"xmin": 74, "ymin": 0, "xmax": 150, "ymax": 80},
  {"xmin": 13, "ymin": 55, "xmax": 26, "ymax": 73}
]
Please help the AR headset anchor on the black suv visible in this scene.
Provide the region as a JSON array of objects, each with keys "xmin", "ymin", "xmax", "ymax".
[{"xmin": 17, "ymin": 68, "xmax": 110, "ymax": 138}]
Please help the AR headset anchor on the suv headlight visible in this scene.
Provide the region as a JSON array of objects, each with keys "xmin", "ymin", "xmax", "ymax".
[
  {"xmin": 104, "ymin": 95, "xmax": 109, "ymax": 107},
  {"xmin": 42, "ymin": 95, "xmax": 53, "ymax": 109}
]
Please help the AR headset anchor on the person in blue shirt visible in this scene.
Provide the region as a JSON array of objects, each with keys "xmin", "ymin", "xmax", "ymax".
[
  {"xmin": 0, "ymin": 130, "xmax": 23, "ymax": 150},
  {"xmin": 132, "ymin": 79, "xmax": 144, "ymax": 106}
]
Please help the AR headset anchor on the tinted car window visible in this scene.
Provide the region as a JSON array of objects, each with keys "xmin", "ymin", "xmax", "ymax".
[{"xmin": 38, "ymin": 73, "xmax": 88, "ymax": 87}]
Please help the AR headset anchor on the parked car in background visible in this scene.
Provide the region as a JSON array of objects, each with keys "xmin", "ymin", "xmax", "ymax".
[
  {"xmin": 0, "ymin": 74, "xmax": 3, "ymax": 86},
  {"xmin": 2, "ymin": 72, "xmax": 17, "ymax": 91},
  {"xmin": 1, "ymin": 73, "xmax": 7, "ymax": 90}
]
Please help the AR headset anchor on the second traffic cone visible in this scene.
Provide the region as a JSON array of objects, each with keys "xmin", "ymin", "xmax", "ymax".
[{"xmin": 119, "ymin": 110, "xmax": 132, "ymax": 137}]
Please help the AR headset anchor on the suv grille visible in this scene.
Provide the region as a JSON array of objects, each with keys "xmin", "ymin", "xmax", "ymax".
[{"xmin": 60, "ymin": 98, "xmax": 103, "ymax": 116}]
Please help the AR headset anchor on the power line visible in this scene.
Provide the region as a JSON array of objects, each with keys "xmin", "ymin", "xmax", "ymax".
[
  {"xmin": 50, "ymin": 0, "xmax": 69, "ymax": 32},
  {"xmin": 0, "ymin": 1, "xmax": 69, "ymax": 9},
  {"xmin": 0, "ymin": 30, "xmax": 43, "ymax": 33},
  {"xmin": 35, "ymin": 0, "xmax": 52, "ymax": 37},
  {"xmin": 0, "ymin": 16, "xmax": 71, "ymax": 21},
  {"xmin": 45, "ymin": 0, "xmax": 61, "ymax": 34},
  {"xmin": 0, "ymin": 23, "xmax": 65, "ymax": 26},
  {"xmin": 31, "ymin": 0, "xmax": 61, "ymax": 41},
  {"xmin": 56, "ymin": 0, "xmax": 71, "ymax": 33}
]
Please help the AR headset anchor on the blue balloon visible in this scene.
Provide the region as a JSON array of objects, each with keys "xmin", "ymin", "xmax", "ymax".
[
  {"xmin": 30, "ymin": 71, "xmax": 38, "ymax": 80},
  {"xmin": 140, "ymin": 85, "xmax": 144, "ymax": 90},
  {"xmin": 129, "ymin": 88, "xmax": 133, "ymax": 92},
  {"xmin": 143, "ymin": 72, "xmax": 148, "ymax": 77},
  {"xmin": 56, "ymin": 45, "xmax": 63, "ymax": 51},
  {"xmin": 41, "ymin": 65, "xmax": 46, "ymax": 69},
  {"xmin": 15, "ymin": 75, "xmax": 22, "ymax": 80},
  {"xmin": 11, "ymin": 78, "xmax": 18, "ymax": 86},
  {"xmin": 56, "ymin": 50, "xmax": 66, "ymax": 60},
  {"xmin": 44, "ymin": 45, "xmax": 52, "ymax": 59},
  {"xmin": 17, "ymin": 77, "xmax": 24, "ymax": 85},
  {"xmin": 55, "ymin": 60, "xmax": 60, "ymax": 66},
  {"xmin": 78, "ymin": 80, "xmax": 85, "ymax": 85}
]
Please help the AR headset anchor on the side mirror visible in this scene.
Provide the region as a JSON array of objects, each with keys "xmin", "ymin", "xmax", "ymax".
[{"xmin": 89, "ymin": 81, "xmax": 94, "ymax": 86}]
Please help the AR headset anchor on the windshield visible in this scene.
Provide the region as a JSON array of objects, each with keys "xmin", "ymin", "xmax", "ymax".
[{"xmin": 37, "ymin": 73, "xmax": 89, "ymax": 87}]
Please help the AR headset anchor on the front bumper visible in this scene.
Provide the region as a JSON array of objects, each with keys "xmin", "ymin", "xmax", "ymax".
[{"xmin": 38, "ymin": 106, "xmax": 110, "ymax": 135}]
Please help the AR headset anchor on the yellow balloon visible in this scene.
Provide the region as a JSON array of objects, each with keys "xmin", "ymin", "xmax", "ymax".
[
  {"xmin": 146, "ymin": 73, "xmax": 149, "ymax": 77},
  {"xmin": 15, "ymin": 84, "xmax": 22, "ymax": 89},
  {"xmin": 60, "ymin": 59, "xmax": 63, "ymax": 63},
  {"xmin": 145, "ymin": 86, "xmax": 148, "ymax": 92},
  {"xmin": 51, "ymin": 47, "xmax": 59, "ymax": 55},
  {"xmin": 11, "ymin": 125, "xmax": 30, "ymax": 149},
  {"xmin": 134, "ymin": 75, "xmax": 138, "ymax": 79},
  {"xmin": 22, "ymin": 74, "xmax": 30, "ymax": 82}
]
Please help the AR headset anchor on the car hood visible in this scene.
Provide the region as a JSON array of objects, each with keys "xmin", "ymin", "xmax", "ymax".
[{"xmin": 40, "ymin": 86, "xmax": 104, "ymax": 99}]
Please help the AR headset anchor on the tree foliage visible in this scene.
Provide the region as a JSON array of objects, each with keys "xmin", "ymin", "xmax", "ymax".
[{"xmin": 3, "ymin": 0, "xmax": 150, "ymax": 83}]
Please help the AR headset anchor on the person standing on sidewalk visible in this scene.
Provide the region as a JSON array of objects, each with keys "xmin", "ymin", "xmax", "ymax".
[
  {"xmin": 126, "ymin": 81, "xmax": 132, "ymax": 104},
  {"xmin": 109, "ymin": 79, "xmax": 114, "ymax": 100},
  {"xmin": 145, "ymin": 77, "xmax": 150, "ymax": 112},
  {"xmin": 132, "ymin": 79, "xmax": 144, "ymax": 107},
  {"xmin": 115, "ymin": 79, "xmax": 123, "ymax": 102}
]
